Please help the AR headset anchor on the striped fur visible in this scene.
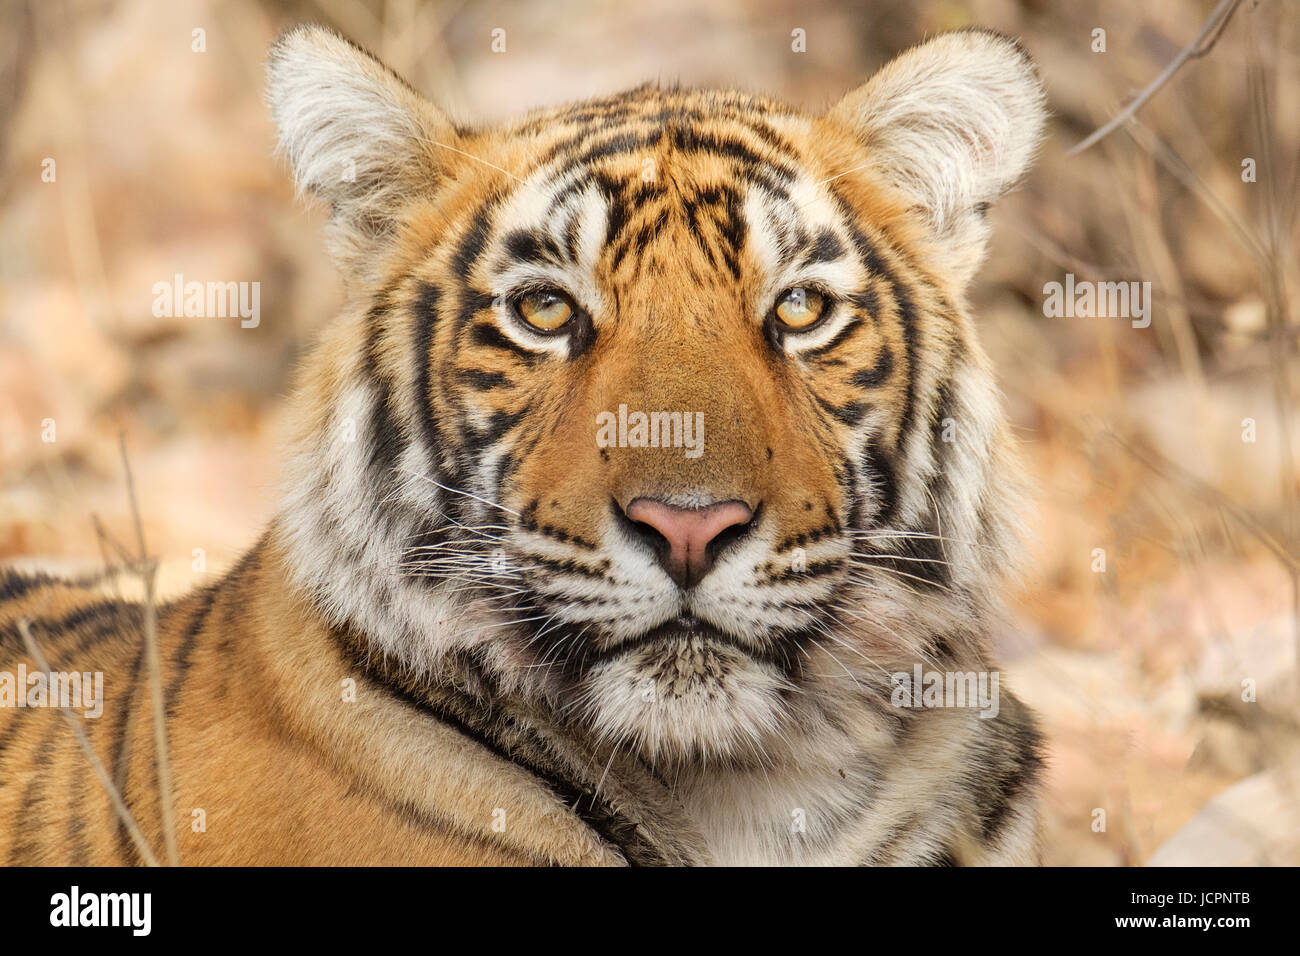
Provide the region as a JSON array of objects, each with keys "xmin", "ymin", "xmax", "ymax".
[{"xmin": 0, "ymin": 26, "xmax": 1046, "ymax": 865}]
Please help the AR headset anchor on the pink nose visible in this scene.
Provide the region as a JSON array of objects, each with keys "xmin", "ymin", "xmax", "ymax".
[{"xmin": 624, "ymin": 498, "xmax": 754, "ymax": 588}]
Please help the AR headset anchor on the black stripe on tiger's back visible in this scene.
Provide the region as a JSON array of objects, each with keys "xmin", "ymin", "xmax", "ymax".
[
  {"xmin": 65, "ymin": 764, "xmax": 90, "ymax": 864},
  {"xmin": 9, "ymin": 716, "xmax": 61, "ymax": 863},
  {"xmin": 163, "ymin": 581, "xmax": 221, "ymax": 719},
  {"xmin": 110, "ymin": 640, "xmax": 147, "ymax": 865},
  {"xmin": 2, "ymin": 600, "xmax": 131, "ymax": 660},
  {"xmin": 0, "ymin": 710, "xmax": 24, "ymax": 766},
  {"xmin": 0, "ymin": 568, "xmax": 57, "ymax": 605}
]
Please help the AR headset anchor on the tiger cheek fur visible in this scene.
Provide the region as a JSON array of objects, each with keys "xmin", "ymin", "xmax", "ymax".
[{"xmin": 1, "ymin": 25, "xmax": 1048, "ymax": 866}]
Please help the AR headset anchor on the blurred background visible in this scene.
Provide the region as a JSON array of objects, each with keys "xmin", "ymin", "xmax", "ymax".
[{"xmin": 1, "ymin": 0, "xmax": 1297, "ymax": 864}]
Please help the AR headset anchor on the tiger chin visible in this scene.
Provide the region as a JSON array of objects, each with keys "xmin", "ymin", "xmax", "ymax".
[{"xmin": 0, "ymin": 25, "xmax": 1048, "ymax": 866}]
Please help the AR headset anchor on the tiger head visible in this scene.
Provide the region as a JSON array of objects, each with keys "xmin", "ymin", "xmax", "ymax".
[{"xmin": 268, "ymin": 26, "xmax": 1046, "ymax": 764}]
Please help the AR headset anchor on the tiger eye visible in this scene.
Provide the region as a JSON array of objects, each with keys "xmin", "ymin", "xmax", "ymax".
[
  {"xmin": 774, "ymin": 287, "xmax": 826, "ymax": 330},
  {"xmin": 517, "ymin": 290, "xmax": 575, "ymax": 331}
]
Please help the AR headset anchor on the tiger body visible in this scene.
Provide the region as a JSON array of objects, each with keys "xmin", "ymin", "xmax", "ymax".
[{"xmin": 1, "ymin": 26, "xmax": 1047, "ymax": 866}]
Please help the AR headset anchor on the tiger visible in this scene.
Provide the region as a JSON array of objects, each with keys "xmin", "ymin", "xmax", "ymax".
[{"xmin": 0, "ymin": 24, "xmax": 1048, "ymax": 866}]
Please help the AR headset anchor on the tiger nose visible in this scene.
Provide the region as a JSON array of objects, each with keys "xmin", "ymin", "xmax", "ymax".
[{"xmin": 623, "ymin": 498, "xmax": 755, "ymax": 589}]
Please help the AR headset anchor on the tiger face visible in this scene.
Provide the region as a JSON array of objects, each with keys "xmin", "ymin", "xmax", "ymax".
[{"xmin": 269, "ymin": 27, "xmax": 1045, "ymax": 764}]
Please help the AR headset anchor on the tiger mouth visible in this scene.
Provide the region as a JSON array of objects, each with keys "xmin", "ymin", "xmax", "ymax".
[
  {"xmin": 630, "ymin": 616, "xmax": 748, "ymax": 650},
  {"xmin": 605, "ymin": 616, "xmax": 759, "ymax": 660}
]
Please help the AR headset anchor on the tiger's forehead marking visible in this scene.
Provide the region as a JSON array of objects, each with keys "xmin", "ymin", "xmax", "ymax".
[
  {"xmin": 488, "ymin": 169, "xmax": 610, "ymax": 306},
  {"xmin": 473, "ymin": 87, "xmax": 863, "ymax": 303}
]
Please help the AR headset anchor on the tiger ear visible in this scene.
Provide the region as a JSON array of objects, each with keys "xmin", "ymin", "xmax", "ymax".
[
  {"xmin": 828, "ymin": 29, "xmax": 1046, "ymax": 287},
  {"xmin": 266, "ymin": 24, "xmax": 457, "ymax": 282}
]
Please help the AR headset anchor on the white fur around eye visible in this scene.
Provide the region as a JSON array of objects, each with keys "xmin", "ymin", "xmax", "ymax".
[{"xmin": 779, "ymin": 299, "xmax": 849, "ymax": 353}]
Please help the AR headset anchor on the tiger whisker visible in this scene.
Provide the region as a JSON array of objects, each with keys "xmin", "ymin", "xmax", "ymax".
[
  {"xmin": 849, "ymin": 552, "xmax": 955, "ymax": 568},
  {"xmin": 398, "ymin": 468, "xmax": 522, "ymax": 517}
]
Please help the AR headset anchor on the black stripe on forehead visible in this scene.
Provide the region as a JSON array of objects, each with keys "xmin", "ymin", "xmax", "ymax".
[
  {"xmin": 501, "ymin": 229, "xmax": 565, "ymax": 267},
  {"xmin": 543, "ymin": 128, "xmax": 662, "ymax": 171},
  {"xmin": 512, "ymin": 84, "xmax": 662, "ymax": 134},
  {"xmin": 536, "ymin": 115, "xmax": 801, "ymax": 191},
  {"xmin": 593, "ymin": 173, "xmax": 661, "ymax": 251},
  {"xmin": 452, "ymin": 194, "xmax": 498, "ymax": 281},
  {"xmin": 457, "ymin": 115, "xmax": 814, "ymax": 310},
  {"xmin": 537, "ymin": 97, "xmax": 802, "ymax": 161},
  {"xmin": 545, "ymin": 169, "xmax": 596, "ymax": 215},
  {"xmin": 608, "ymin": 205, "xmax": 670, "ymax": 276},
  {"xmin": 668, "ymin": 124, "xmax": 798, "ymax": 181},
  {"xmin": 519, "ymin": 84, "xmax": 796, "ymax": 137},
  {"xmin": 802, "ymin": 229, "xmax": 846, "ymax": 267},
  {"xmin": 749, "ymin": 181, "xmax": 852, "ymax": 271},
  {"xmin": 679, "ymin": 182, "xmax": 745, "ymax": 278},
  {"xmin": 488, "ymin": 106, "xmax": 806, "ymax": 280}
]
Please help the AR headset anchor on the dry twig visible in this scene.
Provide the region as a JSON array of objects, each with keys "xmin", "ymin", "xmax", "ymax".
[
  {"xmin": 17, "ymin": 617, "xmax": 160, "ymax": 867},
  {"xmin": 119, "ymin": 434, "xmax": 180, "ymax": 867},
  {"xmin": 1069, "ymin": 0, "xmax": 1246, "ymax": 156}
]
